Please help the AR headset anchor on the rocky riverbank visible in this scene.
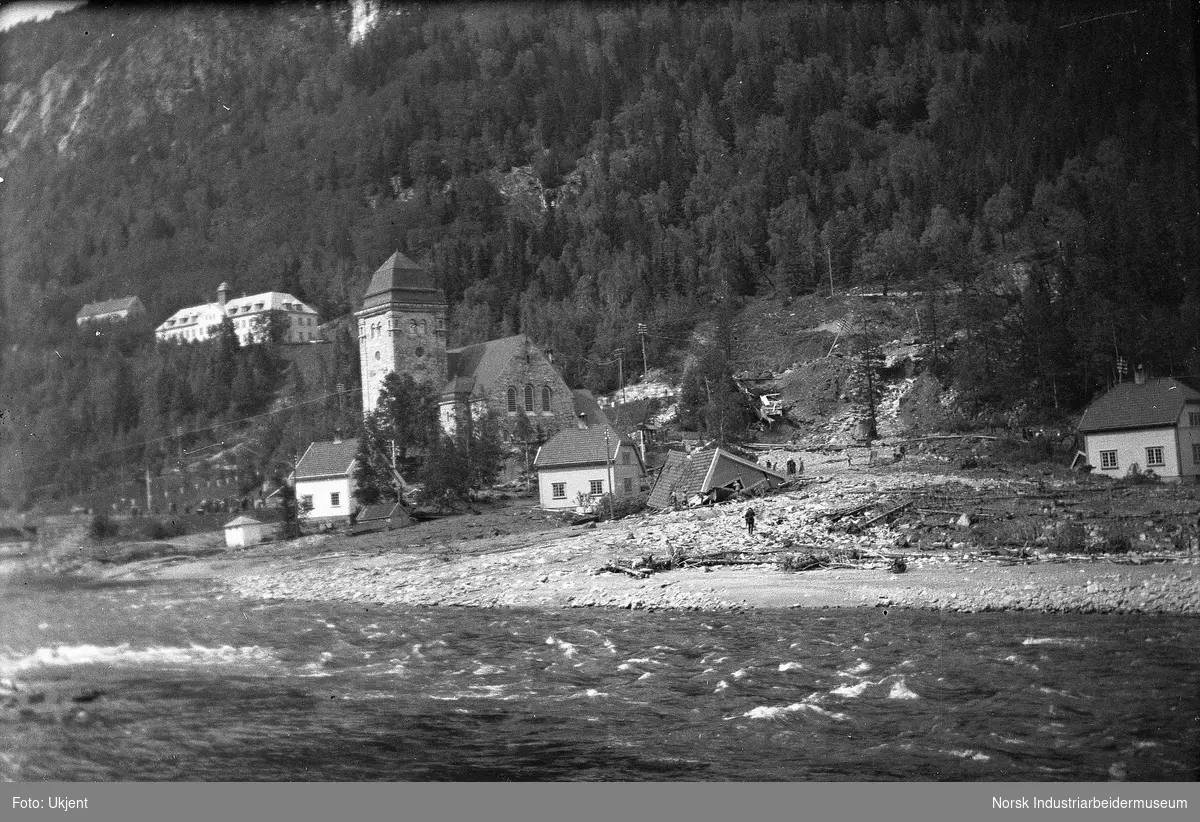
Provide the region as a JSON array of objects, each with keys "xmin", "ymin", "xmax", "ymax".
[{"xmin": 131, "ymin": 467, "xmax": 1200, "ymax": 615}]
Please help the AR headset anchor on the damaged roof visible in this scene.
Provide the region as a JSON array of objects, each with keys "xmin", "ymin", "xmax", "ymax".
[{"xmin": 647, "ymin": 447, "xmax": 786, "ymax": 510}]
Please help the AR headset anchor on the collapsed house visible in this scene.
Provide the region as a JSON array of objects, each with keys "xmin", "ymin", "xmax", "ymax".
[{"xmin": 648, "ymin": 447, "xmax": 788, "ymax": 510}]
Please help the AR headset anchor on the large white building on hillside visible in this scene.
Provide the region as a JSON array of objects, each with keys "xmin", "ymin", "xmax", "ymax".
[{"xmin": 155, "ymin": 283, "xmax": 320, "ymax": 346}]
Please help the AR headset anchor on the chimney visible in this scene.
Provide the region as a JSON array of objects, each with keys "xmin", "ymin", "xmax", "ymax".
[
  {"xmin": 577, "ymin": 413, "xmax": 588, "ymax": 429},
  {"xmin": 217, "ymin": 282, "xmax": 230, "ymax": 308},
  {"xmin": 1134, "ymin": 365, "xmax": 1146, "ymax": 385}
]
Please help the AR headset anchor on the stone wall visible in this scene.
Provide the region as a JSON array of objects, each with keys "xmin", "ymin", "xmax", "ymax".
[{"xmin": 484, "ymin": 343, "xmax": 577, "ymax": 443}]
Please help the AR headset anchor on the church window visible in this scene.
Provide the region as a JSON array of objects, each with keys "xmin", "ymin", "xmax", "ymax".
[
  {"xmin": 541, "ymin": 386, "xmax": 551, "ymax": 412},
  {"xmin": 507, "ymin": 387, "xmax": 517, "ymax": 413},
  {"xmin": 524, "ymin": 384, "xmax": 534, "ymax": 412},
  {"xmin": 410, "ymin": 320, "xmax": 418, "ymax": 334}
]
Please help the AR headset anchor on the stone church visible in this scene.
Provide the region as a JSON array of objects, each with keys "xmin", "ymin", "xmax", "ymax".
[{"xmin": 356, "ymin": 251, "xmax": 604, "ymax": 444}]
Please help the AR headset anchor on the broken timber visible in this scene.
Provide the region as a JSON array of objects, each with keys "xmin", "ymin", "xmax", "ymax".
[{"xmin": 848, "ymin": 499, "xmax": 914, "ymax": 533}]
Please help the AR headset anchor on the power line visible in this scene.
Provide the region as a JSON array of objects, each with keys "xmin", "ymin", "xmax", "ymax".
[{"xmin": 1058, "ymin": 9, "xmax": 1138, "ymax": 28}]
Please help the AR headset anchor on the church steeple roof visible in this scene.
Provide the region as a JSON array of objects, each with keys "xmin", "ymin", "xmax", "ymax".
[{"xmin": 360, "ymin": 251, "xmax": 446, "ymax": 310}]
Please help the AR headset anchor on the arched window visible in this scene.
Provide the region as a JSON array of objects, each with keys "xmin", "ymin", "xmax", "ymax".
[
  {"xmin": 507, "ymin": 386, "xmax": 517, "ymax": 413},
  {"xmin": 524, "ymin": 384, "xmax": 534, "ymax": 412},
  {"xmin": 541, "ymin": 386, "xmax": 551, "ymax": 412}
]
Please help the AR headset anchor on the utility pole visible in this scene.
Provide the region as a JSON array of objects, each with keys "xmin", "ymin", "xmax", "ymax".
[
  {"xmin": 604, "ymin": 428, "xmax": 615, "ymax": 521},
  {"xmin": 613, "ymin": 348, "xmax": 625, "ymax": 406},
  {"xmin": 637, "ymin": 323, "xmax": 648, "ymax": 380},
  {"xmin": 145, "ymin": 463, "xmax": 153, "ymax": 515},
  {"xmin": 827, "ymin": 245, "xmax": 835, "ymax": 299}
]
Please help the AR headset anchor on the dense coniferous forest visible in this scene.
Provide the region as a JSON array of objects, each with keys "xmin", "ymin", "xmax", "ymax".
[{"xmin": 0, "ymin": 1, "xmax": 1197, "ymax": 505}]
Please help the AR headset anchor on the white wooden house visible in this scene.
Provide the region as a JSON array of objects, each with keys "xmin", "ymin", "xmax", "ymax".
[
  {"xmin": 1077, "ymin": 376, "xmax": 1200, "ymax": 482},
  {"xmin": 532, "ymin": 423, "xmax": 644, "ymax": 511},
  {"xmin": 294, "ymin": 439, "xmax": 359, "ymax": 524}
]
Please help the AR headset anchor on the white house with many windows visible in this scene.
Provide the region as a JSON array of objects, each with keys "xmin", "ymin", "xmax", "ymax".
[
  {"xmin": 532, "ymin": 422, "xmax": 644, "ymax": 511},
  {"xmin": 1077, "ymin": 375, "xmax": 1200, "ymax": 482},
  {"xmin": 293, "ymin": 439, "xmax": 359, "ymax": 524},
  {"xmin": 156, "ymin": 283, "xmax": 320, "ymax": 346}
]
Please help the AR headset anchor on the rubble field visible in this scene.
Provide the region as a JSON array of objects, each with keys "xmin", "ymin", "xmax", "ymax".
[{"xmin": 112, "ymin": 453, "xmax": 1200, "ymax": 615}]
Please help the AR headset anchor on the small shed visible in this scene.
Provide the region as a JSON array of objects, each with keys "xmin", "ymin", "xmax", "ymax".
[
  {"xmin": 648, "ymin": 447, "xmax": 788, "ymax": 510},
  {"xmin": 223, "ymin": 515, "xmax": 273, "ymax": 548},
  {"xmin": 352, "ymin": 501, "xmax": 413, "ymax": 535}
]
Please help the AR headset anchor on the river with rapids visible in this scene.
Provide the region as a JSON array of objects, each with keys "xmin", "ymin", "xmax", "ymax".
[{"xmin": 2, "ymin": 576, "xmax": 1197, "ymax": 781}]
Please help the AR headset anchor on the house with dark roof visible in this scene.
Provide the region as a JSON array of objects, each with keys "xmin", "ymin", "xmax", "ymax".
[
  {"xmin": 76, "ymin": 296, "xmax": 145, "ymax": 326},
  {"xmin": 293, "ymin": 438, "xmax": 360, "ymax": 523},
  {"xmin": 356, "ymin": 251, "xmax": 599, "ymax": 446},
  {"xmin": 532, "ymin": 422, "xmax": 644, "ymax": 511},
  {"xmin": 1077, "ymin": 375, "xmax": 1200, "ymax": 482},
  {"xmin": 351, "ymin": 501, "xmax": 412, "ymax": 535},
  {"xmin": 648, "ymin": 447, "xmax": 787, "ymax": 509}
]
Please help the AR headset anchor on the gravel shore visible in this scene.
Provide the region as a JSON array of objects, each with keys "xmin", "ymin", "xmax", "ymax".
[
  {"xmin": 211, "ymin": 546, "xmax": 1200, "ymax": 614},
  {"xmin": 138, "ymin": 469, "xmax": 1200, "ymax": 615}
]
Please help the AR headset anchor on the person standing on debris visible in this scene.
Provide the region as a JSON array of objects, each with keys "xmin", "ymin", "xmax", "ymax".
[{"xmin": 744, "ymin": 506, "xmax": 756, "ymax": 536}]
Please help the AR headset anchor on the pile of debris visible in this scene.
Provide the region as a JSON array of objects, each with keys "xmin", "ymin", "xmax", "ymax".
[{"xmin": 595, "ymin": 469, "xmax": 1200, "ymax": 579}]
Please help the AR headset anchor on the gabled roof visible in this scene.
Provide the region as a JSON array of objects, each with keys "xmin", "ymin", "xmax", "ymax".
[
  {"xmin": 647, "ymin": 447, "xmax": 786, "ymax": 509},
  {"xmin": 444, "ymin": 334, "xmax": 533, "ymax": 393},
  {"xmin": 361, "ymin": 251, "xmax": 446, "ymax": 310},
  {"xmin": 533, "ymin": 424, "xmax": 633, "ymax": 468},
  {"xmin": 157, "ymin": 301, "xmax": 223, "ymax": 330},
  {"xmin": 222, "ymin": 291, "xmax": 316, "ymax": 316},
  {"xmin": 1078, "ymin": 377, "xmax": 1200, "ymax": 433},
  {"xmin": 157, "ymin": 291, "xmax": 315, "ymax": 332},
  {"xmin": 571, "ymin": 389, "xmax": 611, "ymax": 427},
  {"xmin": 77, "ymin": 296, "xmax": 144, "ymax": 319},
  {"xmin": 648, "ymin": 449, "xmax": 711, "ymax": 509},
  {"xmin": 223, "ymin": 515, "xmax": 265, "ymax": 529},
  {"xmin": 294, "ymin": 439, "xmax": 359, "ymax": 480}
]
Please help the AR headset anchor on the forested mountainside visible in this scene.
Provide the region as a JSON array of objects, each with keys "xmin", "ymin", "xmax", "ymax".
[{"xmin": 0, "ymin": 1, "xmax": 1197, "ymax": 506}]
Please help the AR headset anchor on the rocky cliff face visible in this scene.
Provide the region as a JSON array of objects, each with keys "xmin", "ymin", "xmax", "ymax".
[{"xmin": 0, "ymin": 6, "xmax": 349, "ymax": 170}]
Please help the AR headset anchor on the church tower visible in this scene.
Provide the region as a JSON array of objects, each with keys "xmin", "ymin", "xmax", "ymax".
[{"xmin": 355, "ymin": 251, "xmax": 448, "ymax": 415}]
